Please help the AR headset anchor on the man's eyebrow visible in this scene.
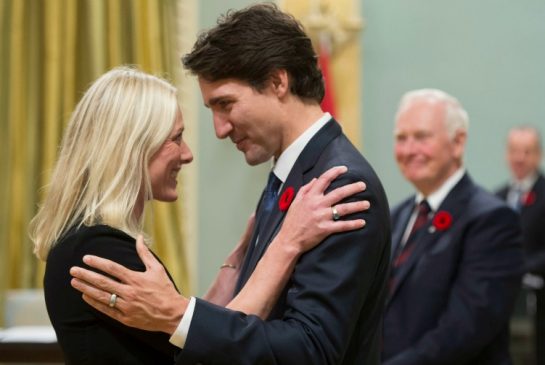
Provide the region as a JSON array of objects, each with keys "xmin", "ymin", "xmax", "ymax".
[{"xmin": 206, "ymin": 95, "xmax": 230, "ymax": 108}]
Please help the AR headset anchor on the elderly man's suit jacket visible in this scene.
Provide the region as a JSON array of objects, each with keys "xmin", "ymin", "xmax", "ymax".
[{"xmin": 383, "ymin": 174, "xmax": 523, "ymax": 365}]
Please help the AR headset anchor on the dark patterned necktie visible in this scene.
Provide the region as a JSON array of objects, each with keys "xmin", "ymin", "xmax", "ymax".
[
  {"xmin": 262, "ymin": 172, "xmax": 281, "ymax": 213},
  {"xmin": 389, "ymin": 200, "xmax": 431, "ymax": 294},
  {"xmin": 256, "ymin": 172, "xmax": 281, "ymax": 238},
  {"xmin": 407, "ymin": 200, "xmax": 431, "ymax": 240}
]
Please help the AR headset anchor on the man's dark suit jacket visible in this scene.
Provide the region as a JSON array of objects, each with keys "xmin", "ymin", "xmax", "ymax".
[
  {"xmin": 45, "ymin": 225, "xmax": 177, "ymax": 365},
  {"xmin": 496, "ymin": 173, "xmax": 545, "ymax": 274},
  {"xmin": 176, "ymin": 119, "xmax": 391, "ymax": 365},
  {"xmin": 383, "ymin": 174, "xmax": 523, "ymax": 365},
  {"xmin": 497, "ymin": 172, "xmax": 545, "ymax": 365}
]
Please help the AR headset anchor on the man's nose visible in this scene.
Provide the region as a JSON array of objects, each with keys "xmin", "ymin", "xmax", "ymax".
[{"xmin": 213, "ymin": 114, "xmax": 233, "ymax": 139}]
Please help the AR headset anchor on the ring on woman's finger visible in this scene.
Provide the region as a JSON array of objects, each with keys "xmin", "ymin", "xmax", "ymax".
[
  {"xmin": 331, "ymin": 206, "xmax": 341, "ymax": 221},
  {"xmin": 109, "ymin": 293, "xmax": 118, "ymax": 308}
]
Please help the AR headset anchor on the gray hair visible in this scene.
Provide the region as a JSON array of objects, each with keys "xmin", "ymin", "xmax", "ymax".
[{"xmin": 396, "ymin": 88, "xmax": 469, "ymax": 139}]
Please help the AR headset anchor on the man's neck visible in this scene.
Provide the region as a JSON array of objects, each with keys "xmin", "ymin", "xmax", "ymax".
[
  {"xmin": 511, "ymin": 171, "xmax": 538, "ymax": 191},
  {"xmin": 273, "ymin": 111, "xmax": 332, "ymax": 183},
  {"xmin": 416, "ymin": 167, "xmax": 465, "ymax": 212},
  {"xmin": 278, "ymin": 100, "xmax": 324, "ymax": 153}
]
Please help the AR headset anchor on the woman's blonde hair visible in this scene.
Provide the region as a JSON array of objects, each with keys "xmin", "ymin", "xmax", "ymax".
[{"xmin": 30, "ymin": 66, "xmax": 178, "ymax": 261}]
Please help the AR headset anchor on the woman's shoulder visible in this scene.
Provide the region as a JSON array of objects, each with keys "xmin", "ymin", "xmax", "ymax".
[
  {"xmin": 63, "ymin": 224, "xmax": 132, "ymax": 242},
  {"xmin": 50, "ymin": 224, "xmax": 145, "ymax": 272}
]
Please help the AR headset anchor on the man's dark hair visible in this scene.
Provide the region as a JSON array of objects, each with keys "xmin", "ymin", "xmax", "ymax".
[{"xmin": 182, "ymin": 3, "xmax": 325, "ymax": 103}]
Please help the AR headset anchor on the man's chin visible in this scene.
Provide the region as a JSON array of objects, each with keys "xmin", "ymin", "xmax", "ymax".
[
  {"xmin": 405, "ymin": 174, "xmax": 432, "ymax": 190},
  {"xmin": 244, "ymin": 157, "xmax": 263, "ymax": 166},
  {"xmin": 243, "ymin": 152, "xmax": 270, "ymax": 166},
  {"xmin": 402, "ymin": 171, "xmax": 424, "ymax": 184}
]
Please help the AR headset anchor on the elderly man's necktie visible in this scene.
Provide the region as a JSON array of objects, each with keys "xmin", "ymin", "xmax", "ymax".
[
  {"xmin": 389, "ymin": 200, "xmax": 431, "ymax": 294},
  {"xmin": 412, "ymin": 200, "xmax": 431, "ymax": 232},
  {"xmin": 394, "ymin": 200, "xmax": 431, "ymax": 266}
]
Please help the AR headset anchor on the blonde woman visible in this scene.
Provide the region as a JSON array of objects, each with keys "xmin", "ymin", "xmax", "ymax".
[{"xmin": 30, "ymin": 67, "xmax": 368, "ymax": 364}]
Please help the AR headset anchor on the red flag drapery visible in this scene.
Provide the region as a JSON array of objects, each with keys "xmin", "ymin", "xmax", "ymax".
[{"xmin": 318, "ymin": 37, "xmax": 337, "ymax": 117}]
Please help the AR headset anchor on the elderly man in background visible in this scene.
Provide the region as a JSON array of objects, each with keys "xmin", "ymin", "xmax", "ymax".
[
  {"xmin": 383, "ymin": 88, "xmax": 523, "ymax": 365},
  {"xmin": 497, "ymin": 126, "xmax": 545, "ymax": 365}
]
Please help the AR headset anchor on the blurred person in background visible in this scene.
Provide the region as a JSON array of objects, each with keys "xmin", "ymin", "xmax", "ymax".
[{"xmin": 496, "ymin": 125, "xmax": 545, "ymax": 365}]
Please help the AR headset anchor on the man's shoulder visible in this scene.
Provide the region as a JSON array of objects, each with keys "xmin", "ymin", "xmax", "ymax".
[
  {"xmin": 494, "ymin": 183, "xmax": 510, "ymax": 199},
  {"xmin": 534, "ymin": 172, "xmax": 545, "ymax": 191},
  {"xmin": 451, "ymin": 181, "xmax": 521, "ymax": 239},
  {"xmin": 468, "ymin": 182, "xmax": 510, "ymax": 211},
  {"xmin": 320, "ymin": 133, "xmax": 381, "ymax": 181}
]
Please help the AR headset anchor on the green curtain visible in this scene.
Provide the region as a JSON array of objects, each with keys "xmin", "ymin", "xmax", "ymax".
[{"xmin": 0, "ymin": 0, "xmax": 190, "ymax": 326}]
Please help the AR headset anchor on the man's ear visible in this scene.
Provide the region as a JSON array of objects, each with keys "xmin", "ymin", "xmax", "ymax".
[
  {"xmin": 269, "ymin": 69, "xmax": 289, "ymax": 98},
  {"xmin": 453, "ymin": 129, "xmax": 467, "ymax": 160}
]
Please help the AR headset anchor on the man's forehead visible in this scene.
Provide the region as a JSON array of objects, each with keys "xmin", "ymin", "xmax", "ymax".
[
  {"xmin": 508, "ymin": 130, "xmax": 540, "ymax": 147},
  {"xmin": 509, "ymin": 129, "xmax": 538, "ymax": 139},
  {"xmin": 199, "ymin": 78, "xmax": 250, "ymax": 103},
  {"xmin": 395, "ymin": 115, "xmax": 441, "ymax": 132}
]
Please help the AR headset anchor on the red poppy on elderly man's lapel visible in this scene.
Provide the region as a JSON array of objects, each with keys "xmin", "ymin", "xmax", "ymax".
[
  {"xmin": 432, "ymin": 211, "xmax": 453, "ymax": 231},
  {"xmin": 522, "ymin": 191, "xmax": 536, "ymax": 206},
  {"xmin": 279, "ymin": 187, "xmax": 295, "ymax": 212}
]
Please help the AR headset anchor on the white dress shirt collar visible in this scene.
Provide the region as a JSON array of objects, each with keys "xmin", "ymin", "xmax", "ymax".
[
  {"xmin": 511, "ymin": 171, "xmax": 538, "ymax": 193},
  {"xmin": 415, "ymin": 167, "xmax": 466, "ymax": 212},
  {"xmin": 272, "ymin": 113, "xmax": 332, "ymax": 183}
]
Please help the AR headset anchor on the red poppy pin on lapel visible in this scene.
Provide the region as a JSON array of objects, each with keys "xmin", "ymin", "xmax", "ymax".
[
  {"xmin": 279, "ymin": 187, "xmax": 295, "ymax": 211},
  {"xmin": 431, "ymin": 211, "xmax": 453, "ymax": 232},
  {"xmin": 522, "ymin": 191, "xmax": 536, "ymax": 206}
]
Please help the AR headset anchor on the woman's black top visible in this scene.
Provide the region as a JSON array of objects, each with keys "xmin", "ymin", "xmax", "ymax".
[{"xmin": 44, "ymin": 224, "xmax": 178, "ymax": 365}]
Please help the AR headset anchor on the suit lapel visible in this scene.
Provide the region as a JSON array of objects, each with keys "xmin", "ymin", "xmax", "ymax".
[
  {"xmin": 247, "ymin": 166, "xmax": 304, "ymax": 272},
  {"xmin": 388, "ymin": 174, "xmax": 474, "ymax": 304},
  {"xmin": 237, "ymin": 119, "xmax": 342, "ymax": 290},
  {"xmin": 520, "ymin": 174, "xmax": 544, "ymax": 215}
]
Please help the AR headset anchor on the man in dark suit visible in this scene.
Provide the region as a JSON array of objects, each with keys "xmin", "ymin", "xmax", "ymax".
[
  {"xmin": 69, "ymin": 4, "xmax": 391, "ymax": 364},
  {"xmin": 496, "ymin": 126, "xmax": 545, "ymax": 365},
  {"xmin": 383, "ymin": 89, "xmax": 523, "ymax": 365}
]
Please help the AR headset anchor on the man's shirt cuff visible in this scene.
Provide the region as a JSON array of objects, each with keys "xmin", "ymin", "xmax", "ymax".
[{"xmin": 169, "ymin": 296, "xmax": 196, "ymax": 348}]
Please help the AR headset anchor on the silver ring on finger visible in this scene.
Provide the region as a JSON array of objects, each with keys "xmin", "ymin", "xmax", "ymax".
[
  {"xmin": 332, "ymin": 206, "xmax": 341, "ymax": 221},
  {"xmin": 109, "ymin": 293, "xmax": 118, "ymax": 308}
]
